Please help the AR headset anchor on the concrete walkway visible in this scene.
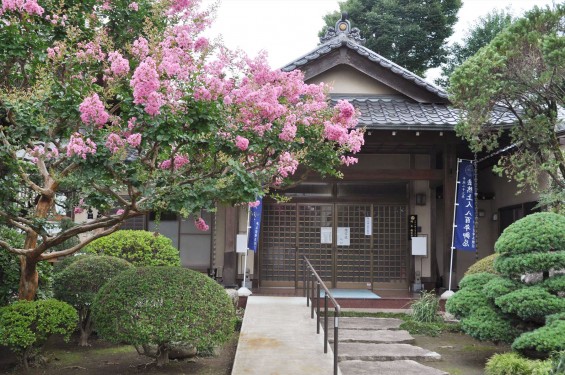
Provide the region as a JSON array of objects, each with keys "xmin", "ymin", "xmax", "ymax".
[{"xmin": 232, "ymin": 296, "xmax": 340, "ymax": 375}]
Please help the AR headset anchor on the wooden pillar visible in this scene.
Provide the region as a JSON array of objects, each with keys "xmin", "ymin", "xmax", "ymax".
[{"xmin": 223, "ymin": 206, "xmax": 238, "ymax": 286}]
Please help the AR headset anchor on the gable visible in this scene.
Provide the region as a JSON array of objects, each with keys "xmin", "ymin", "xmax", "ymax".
[{"xmin": 306, "ymin": 65, "xmax": 405, "ymax": 97}]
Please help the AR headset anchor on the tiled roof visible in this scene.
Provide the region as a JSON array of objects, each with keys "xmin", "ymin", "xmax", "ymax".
[
  {"xmin": 282, "ymin": 34, "xmax": 448, "ymax": 100},
  {"xmin": 333, "ymin": 96, "xmax": 518, "ymax": 130}
]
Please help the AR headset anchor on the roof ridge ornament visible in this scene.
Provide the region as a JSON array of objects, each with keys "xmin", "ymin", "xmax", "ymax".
[{"xmin": 319, "ymin": 12, "xmax": 366, "ymax": 45}]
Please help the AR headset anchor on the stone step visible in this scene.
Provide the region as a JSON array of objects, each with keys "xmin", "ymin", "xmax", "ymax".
[
  {"xmin": 339, "ymin": 359, "xmax": 448, "ymax": 375},
  {"xmin": 329, "ymin": 329, "xmax": 415, "ymax": 344},
  {"xmin": 338, "ymin": 343, "xmax": 441, "ymax": 362},
  {"xmin": 327, "ymin": 317, "xmax": 403, "ymax": 331}
]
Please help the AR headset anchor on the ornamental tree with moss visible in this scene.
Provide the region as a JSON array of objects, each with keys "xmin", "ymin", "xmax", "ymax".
[
  {"xmin": 0, "ymin": 0, "xmax": 364, "ymax": 301},
  {"xmin": 450, "ymin": 5, "xmax": 565, "ymax": 212},
  {"xmin": 446, "ymin": 212, "xmax": 565, "ymax": 358},
  {"xmin": 92, "ymin": 266, "xmax": 235, "ymax": 367}
]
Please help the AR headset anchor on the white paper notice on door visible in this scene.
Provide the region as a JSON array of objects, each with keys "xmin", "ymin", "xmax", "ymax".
[
  {"xmin": 337, "ymin": 227, "xmax": 350, "ymax": 246},
  {"xmin": 320, "ymin": 227, "xmax": 332, "ymax": 244}
]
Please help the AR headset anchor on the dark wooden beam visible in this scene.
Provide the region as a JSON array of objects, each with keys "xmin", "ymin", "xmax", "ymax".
[{"xmin": 306, "ymin": 168, "xmax": 444, "ymax": 182}]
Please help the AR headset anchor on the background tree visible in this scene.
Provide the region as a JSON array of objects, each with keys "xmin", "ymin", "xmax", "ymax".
[
  {"xmin": 450, "ymin": 5, "xmax": 565, "ymax": 212},
  {"xmin": 436, "ymin": 9, "xmax": 514, "ymax": 87},
  {"xmin": 446, "ymin": 213, "xmax": 565, "ymax": 358},
  {"xmin": 0, "ymin": 0, "xmax": 364, "ymax": 300},
  {"xmin": 320, "ymin": 0, "xmax": 462, "ymax": 76}
]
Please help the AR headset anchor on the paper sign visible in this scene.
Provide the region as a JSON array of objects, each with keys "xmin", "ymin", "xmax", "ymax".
[
  {"xmin": 236, "ymin": 234, "xmax": 248, "ymax": 253},
  {"xmin": 365, "ymin": 217, "xmax": 372, "ymax": 236},
  {"xmin": 337, "ymin": 227, "xmax": 350, "ymax": 246},
  {"xmin": 320, "ymin": 227, "xmax": 332, "ymax": 244}
]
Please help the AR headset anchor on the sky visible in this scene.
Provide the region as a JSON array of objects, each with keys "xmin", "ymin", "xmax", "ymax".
[{"xmin": 201, "ymin": 0, "xmax": 557, "ymax": 81}]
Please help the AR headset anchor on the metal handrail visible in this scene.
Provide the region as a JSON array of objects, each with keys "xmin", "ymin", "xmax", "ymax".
[{"xmin": 302, "ymin": 255, "xmax": 341, "ymax": 375}]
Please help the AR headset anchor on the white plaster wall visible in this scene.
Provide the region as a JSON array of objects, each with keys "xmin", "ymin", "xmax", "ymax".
[{"xmin": 307, "ymin": 65, "xmax": 402, "ymax": 95}]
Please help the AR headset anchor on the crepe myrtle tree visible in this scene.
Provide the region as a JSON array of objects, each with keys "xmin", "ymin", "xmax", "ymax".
[{"xmin": 0, "ymin": 0, "xmax": 364, "ymax": 300}]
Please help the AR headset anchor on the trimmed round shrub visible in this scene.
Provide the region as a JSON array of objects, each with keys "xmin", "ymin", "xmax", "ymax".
[
  {"xmin": 512, "ymin": 320, "xmax": 565, "ymax": 358},
  {"xmin": 483, "ymin": 277, "xmax": 521, "ymax": 301},
  {"xmin": 92, "ymin": 267, "xmax": 235, "ymax": 366},
  {"xmin": 0, "ymin": 227, "xmax": 53, "ymax": 305},
  {"xmin": 541, "ymin": 274, "xmax": 565, "ymax": 294},
  {"xmin": 53, "ymin": 255, "xmax": 133, "ymax": 346},
  {"xmin": 495, "ymin": 287, "xmax": 565, "ymax": 322},
  {"xmin": 494, "ymin": 252, "xmax": 565, "ymax": 278},
  {"xmin": 52, "ymin": 253, "xmax": 92, "ymax": 274},
  {"xmin": 446, "ymin": 288, "xmax": 490, "ymax": 319},
  {"xmin": 83, "ymin": 230, "xmax": 180, "ymax": 266},
  {"xmin": 458, "ymin": 272, "xmax": 499, "ymax": 291},
  {"xmin": 486, "ymin": 352, "xmax": 550, "ymax": 375},
  {"xmin": 495, "ymin": 212, "xmax": 565, "ymax": 256},
  {"xmin": 546, "ymin": 312, "xmax": 565, "ymax": 325},
  {"xmin": 465, "ymin": 253, "xmax": 499, "ymax": 276},
  {"xmin": 461, "ymin": 306, "xmax": 521, "ymax": 344},
  {"xmin": 0, "ymin": 299, "xmax": 77, "ymax": 369}
]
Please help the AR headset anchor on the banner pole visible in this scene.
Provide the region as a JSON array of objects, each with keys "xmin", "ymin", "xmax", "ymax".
[
  {"xmin": 242, "ymin": 206, "xmax": 252, "ymax": 289},
  {"xmin": 442, "ymin": 158, "xmax": 461, "ymax": 299}
]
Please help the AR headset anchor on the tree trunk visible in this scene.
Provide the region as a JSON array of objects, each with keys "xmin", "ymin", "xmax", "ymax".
[
  {"xmin": 18, "ymin": 192, "xmax": 55, "ymax": 301},
  {"xmin": 18, "ymin": 256, "xmax": 39, "ymax": 301},
  {"xmin": 79, "ymin": 311, "xmax": 93, "ymax": 346},
  {"xmin": 155, "ymin": 345, "xmax": 169, "ymax": 367}
]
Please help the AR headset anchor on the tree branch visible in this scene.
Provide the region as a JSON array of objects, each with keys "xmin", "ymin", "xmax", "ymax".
[{"xmin": 40, "ymin": 223, "xmax": 123, "ymax": 260}]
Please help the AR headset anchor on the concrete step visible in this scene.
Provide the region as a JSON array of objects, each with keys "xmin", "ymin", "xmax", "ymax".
[
  {"xmin": 338, "ymin": 343, "xmax": 441, "ymax": 362},
  {"xmin": 327, "ymin": 317, "xmax": 403, "ymax": 331},
  {"xmin": 329, "ymin": 329, "xmax": 415, "ymax": 344},
  {"xmin": 339, "ymin": 359, "xmax": 448, "ymax": 375}
]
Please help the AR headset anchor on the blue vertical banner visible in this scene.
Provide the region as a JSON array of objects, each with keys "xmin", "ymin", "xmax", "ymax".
[
  {"xmin": 247, "ymin": 197, "xmax": 263, "ymax": 252},
  {"xmin": 453, "ymin": 159, "xmax": 476, "ymax": 251}
]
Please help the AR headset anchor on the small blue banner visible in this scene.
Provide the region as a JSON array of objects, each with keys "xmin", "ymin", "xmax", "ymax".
[
  {"xmin": 247, "ymin": 197, "xmax": 263, "ymax": 252},
  {"xmin": 453, "ymin": 159, "xmax": 476, "ymax": 251}
]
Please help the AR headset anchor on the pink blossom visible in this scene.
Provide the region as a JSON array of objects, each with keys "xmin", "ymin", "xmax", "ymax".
[
  {"xmin": 79, "ymin": 93, "xmax": 109, "ymax": 126},
  {"xmin": 194, "ymin": 217, "xmax": 209, "ymax": 231},
  {"xmin": 1, "ymin": 0, "xmax": 44, "ymax": 15},
  {"xmin": 130, "ymin": 58, "xmax": 163, "ymax": 115},
  {"xmin": 66, "ymin": 133, "xmax": 97, "ymax": 159},
  {"xmin": 105, "ymin": 133, "xmax": 124, "ymax": 153},
  {"xmin": 340, "ymin": 156, "xmax": 358, "ymax": 166},
  {"xmin": 100, "ymin": 1, "xmax": 112, "ymax": 11},
  {"xmin": 126, "ymin": 133, "xmax": 142, "ymax": 147},
  {"xmin": 116, "ymin": 209, "xmax": 125, "ymax": 215},
  {"xmin": 76, "ymin": 40, "xmax": 106, "ymax": 62},
  {"xmin": 277, "ymin": 152, "xmax": 298, "ymax": 178},
  {"xmin": 159, "ymin": 154, "xmax": 189, "ymax": 170},
  {"xmin": 248, "ymin": 200, "xmax": 260, "ymax": 208},
  {"xmin": 235, "ymin": 136, "xmax": 249, "ymax": 151},
  {"xmin": 74, "ymin": 207, "xmax": 84, "ymax": 214},
  {"xmin": 108, "ymin": 51, "xmax": 130, "ymax": 76},
  {"xmin": 128, "ymin": 2, "xmax": 138, "ymax": 11},
  {"xmin": 132, "ymin": 37, "xmax": 149, "ymax": 59},
  {"xmin": 127, "ymin": 117, "xmax": 137, "ymax": 130}
]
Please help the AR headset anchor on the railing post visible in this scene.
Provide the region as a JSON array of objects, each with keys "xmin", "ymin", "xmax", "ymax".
[
  {"xmin": 334, "ymin": 311, "xmax": 339, "ymax": 375},
  {"xmin": 303, "ymin": 257, "xmax": 306, "ymax": 298},
  {"xmin": 311, "ymin": 273, "xmax": 315, "ymax": 319},
  {"xmin": 305, "ymin": 264, "xmax": 309, "ymax": 307},
  {"xmin": 324, "ymin": 294, "xmax": 328, "ymax": 353},
  {"xmin": 316, "ymin": 282, "xmax": 320, "ymax": 334}
]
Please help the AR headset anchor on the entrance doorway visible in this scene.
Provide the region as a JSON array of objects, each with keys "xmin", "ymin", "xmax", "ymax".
[{"xmin": 259, "ymin": 202, "xmax": 408, "ymax": 289}]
